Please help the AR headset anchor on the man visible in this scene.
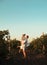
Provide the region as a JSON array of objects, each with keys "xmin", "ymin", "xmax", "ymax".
[
  {"xmin": 25, "ymin": 35, "xmax": 29, "ymax": 48},
  {"xmin": 18, "ymin": 34, "xmax": 29, "ymax": 58}
]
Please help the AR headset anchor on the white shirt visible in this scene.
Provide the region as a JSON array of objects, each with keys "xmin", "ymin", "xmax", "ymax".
[{"xmin": 20, "ymin": 39, "xmax": 25, "ymax": 50}]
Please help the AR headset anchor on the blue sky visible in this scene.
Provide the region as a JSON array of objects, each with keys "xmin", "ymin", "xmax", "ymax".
[{"xmin": 0, "ymin": 0, "xmax": 47, "ymax": 40}]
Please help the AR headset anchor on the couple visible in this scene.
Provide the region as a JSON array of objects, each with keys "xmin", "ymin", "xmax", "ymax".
[{"xmin": 19, "ymin": 34, "xmax": 29, "ymax": 58}]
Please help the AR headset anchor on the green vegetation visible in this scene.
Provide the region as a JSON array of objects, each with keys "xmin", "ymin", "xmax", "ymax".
[
  {"xmin": 0, "ymin": 30, "xmax": 47, "ymax": 58},
  {"xmin": 0, "ymin": 30, "xmax": 47, "ymax": 65}
]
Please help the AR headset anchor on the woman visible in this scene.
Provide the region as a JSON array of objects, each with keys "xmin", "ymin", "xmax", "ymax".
[{"xmin": 19, "ymin": 34, "xmax": 26, "ymax": 58}]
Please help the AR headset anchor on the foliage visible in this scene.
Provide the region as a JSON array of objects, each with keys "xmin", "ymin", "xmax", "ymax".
[{"xmin": 0, "ymin": 30, "xmax": 47, "ymax": 59}]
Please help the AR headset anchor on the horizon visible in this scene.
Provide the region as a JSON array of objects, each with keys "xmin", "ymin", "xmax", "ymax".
[{"xmin": 0, "ymin": 0, "xmax": 47, "ymax": 40}]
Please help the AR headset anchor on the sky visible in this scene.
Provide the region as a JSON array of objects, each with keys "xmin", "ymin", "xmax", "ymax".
[{"xmin": 0, "ymin": 0, "xmax": 47, "ymax": 40}]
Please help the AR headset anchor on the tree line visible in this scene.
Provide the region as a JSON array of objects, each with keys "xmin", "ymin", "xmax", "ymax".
[{"xmin": 0, "ymin": 30, "xmax": 47, "ymax": 59}]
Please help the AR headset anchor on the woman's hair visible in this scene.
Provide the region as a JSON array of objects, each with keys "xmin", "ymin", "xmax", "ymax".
[
  {"xmin": 21, "ymin": 34, "xmax": 26, "ymax": 40},
  {"xmin": 22, "ymin": 34, "xmax": 26, "ymax": 37}
]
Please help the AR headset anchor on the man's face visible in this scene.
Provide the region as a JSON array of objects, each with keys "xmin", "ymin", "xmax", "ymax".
[{"xmin": 25, "ymin": 35, "xmax": 27, "ymax": 39}]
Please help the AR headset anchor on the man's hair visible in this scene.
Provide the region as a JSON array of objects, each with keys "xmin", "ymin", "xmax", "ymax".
[{"xmin": 27, "ymin": 35, "xmax": 29, "ymax": 38}]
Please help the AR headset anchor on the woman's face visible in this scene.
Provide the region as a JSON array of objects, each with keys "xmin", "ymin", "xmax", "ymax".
[{"xmin": 22, "ymin": 34, "xmax": 26, "ymax": 40}]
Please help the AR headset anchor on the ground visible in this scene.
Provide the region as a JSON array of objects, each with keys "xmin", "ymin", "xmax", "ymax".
[{"xmin": 0, "ymin": 53, "xmax": 47, "ymax": 65}]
